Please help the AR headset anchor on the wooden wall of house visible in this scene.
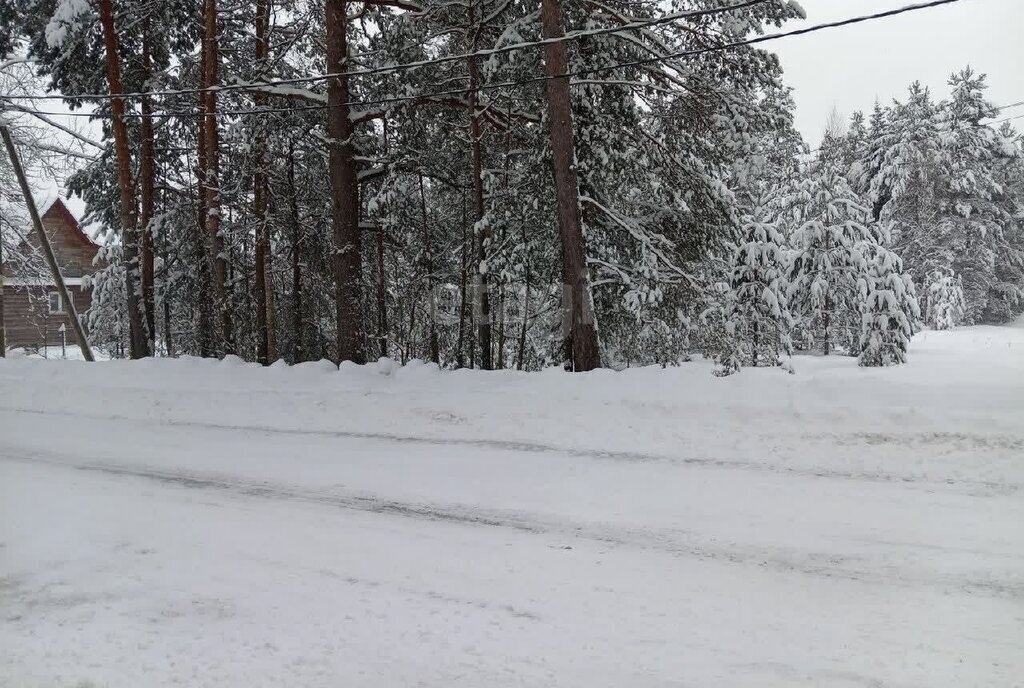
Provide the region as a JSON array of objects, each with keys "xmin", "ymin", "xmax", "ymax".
[
  {"xmin": 39, "ymin": 203, "xmax": 100, "ymax": 278},
  {"xmin": 1, "ymin": 204, "xmax": 99, "ymax": 280},
  {"xmin": 2, "ymin": 285, "xmax": 94, "ymax": 349},
  {"xmin": 1, "ymin": 200, "xmax": 100, "ymax": 352}
]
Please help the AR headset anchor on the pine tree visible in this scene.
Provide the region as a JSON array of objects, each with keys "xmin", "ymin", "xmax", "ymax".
[
  {"xmin": 858, "ymin": 242, "xmax": 919, "ymax": 366},
  {"xmin": 855, "ymin": 71, "xmax": 1020, "ymax": 324},
  {"xmin": 784, "ymin": 166, "xmax": 874, "ymax": 355},
  {"xmin": 924, "ymin": 269, "xmax": 966, "ymax": 330},
  {"xmin": 4, "ymin": 0, "xmax": 1021, "ymax": 367},
  {"xmin": 936, "ymin": 70, "xmax": 1018, "ymax": 322},
  {"xmin": 720, "ymin": 219, "xmax": 793, "ymax": 371}
]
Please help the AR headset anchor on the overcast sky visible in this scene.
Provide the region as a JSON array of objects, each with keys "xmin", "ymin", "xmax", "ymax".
[{"xmin": 771, "ymin": 0, "xmax": 1024, "ymax": 147}]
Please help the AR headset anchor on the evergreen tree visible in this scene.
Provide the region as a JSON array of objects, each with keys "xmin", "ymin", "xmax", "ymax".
[
  {"xmin": 783, "ymin": 166, "xmax": 874, "ymax": 355},
  {"xmin": 3, "ymin": 0, "xmax": 1021, "ymax": 367},
  {"xmin": 855, "ymin": 71, "xmax": 1021, "ymax": 323},
  {"xmin": 925, "ymin": 269, "xmax": 966, "ymax": 330},
  {"xmin": 858, "ymin": 241, "xmax": 919, "ymax": 366},
  {"xmin": 720, "ymin": 219, "xmax": 793, "ymax": 372}
]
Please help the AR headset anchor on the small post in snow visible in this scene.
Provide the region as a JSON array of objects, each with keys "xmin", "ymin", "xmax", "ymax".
[
  {"xmin": 0, "ymin": 124, "xmax": 95, "ymax": 362},
  {"xmin": 59, "ymin": 322, "xmax": 67, "ymax": 358}
]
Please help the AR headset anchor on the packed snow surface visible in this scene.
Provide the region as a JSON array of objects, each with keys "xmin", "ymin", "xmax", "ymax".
[{"xmin": 1, "ymin": 327, "xmax": 1022, "ymax": 687}]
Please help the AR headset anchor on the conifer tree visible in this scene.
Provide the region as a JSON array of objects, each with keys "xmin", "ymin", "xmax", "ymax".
[
  {"xmin": 784, "ymin": 166, "xmax": 874, "ymax": 355},
  {"xmin": 925, "ymin": 269, "xmax": 966, "ymax": 330},
  {"xmin": 720, "ymin": 219, "xmax": 793, "ymax": 372},
  {"xmin": 858, "ymin": 241, "xmax": 919, "ymax": 366}
]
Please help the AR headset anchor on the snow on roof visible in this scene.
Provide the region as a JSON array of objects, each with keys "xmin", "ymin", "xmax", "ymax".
[
  {"xmin": 35, "ymin": 191, "xmax": 60, "ymax": 218},
  {"xmin": 31, "ymin": 196, "xmax": 98, "ymax": 249}
]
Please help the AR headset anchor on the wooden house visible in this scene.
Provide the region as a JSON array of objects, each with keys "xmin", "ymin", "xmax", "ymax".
[{"xmin": 1, "ymin": 198, "xmax": 99, "ymax": 351}]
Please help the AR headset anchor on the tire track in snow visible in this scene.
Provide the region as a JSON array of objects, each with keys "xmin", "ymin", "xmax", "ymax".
[
  {"xmin": 0, "ymin": 405, "xmax": 1018, "ymax": 496},
  {"xmin": 3, "ymin": 453, "xmax": 1021, "ymax": 602}
]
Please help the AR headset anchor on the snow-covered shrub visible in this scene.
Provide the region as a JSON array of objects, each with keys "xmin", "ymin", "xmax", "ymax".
[
  {"xmin": 925, "ymin": 270, "xmax": 966, "ymax": 330},
  {"xmin": 83, "ymin": 242, "xmax": 128, "ymax": 357}
]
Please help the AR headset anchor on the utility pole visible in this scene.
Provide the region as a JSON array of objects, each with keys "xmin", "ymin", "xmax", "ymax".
[{"xmin": 1, "ymin": 124, "xmax": 95, "ymax": 361}]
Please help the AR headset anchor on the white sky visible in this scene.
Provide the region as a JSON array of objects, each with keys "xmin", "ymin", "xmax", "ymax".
[
  {"xmin": 30, "ymin": 0, "xmax": 1024, "ymax": 221},
  {"xmin": 771, "ymin": 0, "xmax": 1024, "ymax": 147}
]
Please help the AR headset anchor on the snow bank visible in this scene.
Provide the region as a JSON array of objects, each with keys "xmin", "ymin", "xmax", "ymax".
[{"xmin": 1, "ymin": 326, "xmax": 1022, "ymax": 487}]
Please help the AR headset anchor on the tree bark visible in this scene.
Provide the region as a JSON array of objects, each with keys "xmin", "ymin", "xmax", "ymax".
[
  {"xmin": 98, "ymin": 0, "xmax": 147, "ymax": 359},
  {"xmin": 455, "ymin": 187, "xmax": 468, "ymax": 368},
  {"xmin": 516, "ymin": 223, "xmax": 530, "ymax": 370},
  {"xmin": 253, "ymin": 0, "xmax": 276, "ymax": 365},
  {"xmin": 376, "ymin": 119, "xmax": 389, "ymax": 360},
  {"xmin": 540, "ymin": 0, "xmax": 601, "ymax": 371},
  {"xmin": 467, "ymin": 3, "xmax": 491, "ymax": 370},
  {"xmin": 392, "ymin": 245, "xmax": 405, "ymax": 362},
  {"xmin": 326, "ymin": 0, "xmax": 365, "ymax": 364},
  {"xmin": 375, "ymin": 229, "xmax": 388, "ymax": 359},
  {"xmin": 752, "ymin": 320, "xmax": 760, "ymax": 367},
  {"xmin": 0, "ymin": 238, "xmax": 6, "ymax": 356},
  {"xmin": 162, "ymin": 217, "xmax": 174, "ymax": 358},
  {"xmin": 823, "ymin": 294, "xmax": 832, "ymax": 356},
  {"xmin": 496, "ymin": 284, "xmax": 505, "ymax": 368},
  {"xmin": 418, "ymin": 174, "xmax": 440, "ymax": 364},
  {"xmin": 139, "ymin": 18, "xmax": 157, "ymax": 354},
  {"xmin": 203, "ymin": 0, "xmax": 233, "ymax": 354},
  {"xmin": 288, "ymin": 144, "xmax": 304, "ymax": 362},
  {"xmin": 823, "ymin": 231, "xmax": 832, "ymax": 356},
  {"xmin": 194, "ymin": 44, "xmax": 214, "ymax": 357}
]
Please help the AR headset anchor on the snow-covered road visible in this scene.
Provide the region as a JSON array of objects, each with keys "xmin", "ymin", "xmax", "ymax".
[{"xmin": 2, "ymin": 327, "xmax": 1023, "ymax": 687}]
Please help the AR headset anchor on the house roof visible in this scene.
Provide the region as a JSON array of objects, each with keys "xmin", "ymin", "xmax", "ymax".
[{"xmin": 38, "ymin": 197, "xmax": 98, "ymax": 250}]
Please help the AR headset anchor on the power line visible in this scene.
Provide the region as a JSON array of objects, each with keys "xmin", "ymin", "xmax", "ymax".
[
  {"xmin": 0, "ymin": 0, "xmax": 771, "ymax": 103},
  {"xmin": 992, "ymin": 100, "xmax": 1024, "ymax": 113},
  {"xmin": 992, "ymin": 113, "xmax": 1024, "ymax": 126},
  {"xmin": 2, "ymin": 0, "xmax": 970, "ymax": 121}
]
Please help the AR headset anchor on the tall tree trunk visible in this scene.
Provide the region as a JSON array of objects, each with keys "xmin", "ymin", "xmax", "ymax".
[
  {"xmin": 288, "ymin": 144, "xmax": 304, "ymax": 362},
  {"xmin": 98, "ymin": 0, "xmax": 147, "ymax": 359},
  {"xmin": 161, "ymin": 204, "xmax": 174, "ymax": 358},
  {"xmin": 455, "ymin": 187, "xmax": 468, "ymax": 368},
  {"xmin": 139, "ymin": 18, "xmax": 157, "ymax": 354},
  {"xmin": 752, "ymin": 320, "xmax": 760, "ymax": 367},
  {"xmin": 375, "ymin": 119, "xmax": 389, "ymax": 360},
  {"xmin": 823, "ymin": 231, "xmax": 832, "ymax": 356},
  {"xmin": 497, "ymin": 285, "xmax": 506, "ymax": 368},
  {"xmin": 516, "ymin": 218, "xmax": 530, "ymax": 370},
  {"xmin": 203, "ymin": 0, "xmax": 233, "ymax": 354},
  {"xmin": 253, "ymin": 0, "xmax": 276, "ymax": 365},
  {"xmin": 823, "ymin": 294, "xmax": 832, "ymax": 356},
  {"xmin": 466, "ymin": 4, "xmax": 491, "ymax": 370},
  {"xmin": 540, "ymin": 0, "xmax": 601, "ymax": 371},
  {"xmin": 195, "ymin": 44, "xmax": 213, "ymax": 357},
  {"xmin": 164, "ymin": 298, "xmax": 173, "ymax": 357},
  {"xmin": 326, "ymin": 0, "xmax": 365, "ymax": 364},
  {"xmin": 392, "ymin": 246, "xmax": 405, "ymax": 362},
  {"xmin": 376, "ymin": 229, "xmax": 388, "ymax": 359},
  {"xmin": 0, "ymin": 239, "xmax": 6, "ymax": 356},
  {"xmin": 407, "ymin": 289, "xmax": 417, "ymax": 363},
  {"xmin": 418, "ymin": 174, "xmax": 439, "ymax": 364},
  {"xmin": 253, "ymin": 188, "xmax": 270, "ymax": 364}
]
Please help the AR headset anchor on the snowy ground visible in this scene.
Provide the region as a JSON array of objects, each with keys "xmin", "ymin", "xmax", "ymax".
[{"xmin": 1, "ymin": 327, "xmax": 1022, "ymax": 687}]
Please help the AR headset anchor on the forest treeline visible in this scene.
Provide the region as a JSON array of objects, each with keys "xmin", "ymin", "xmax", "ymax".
[{"xmin": 0, "ymin": 0, "xmax": 1021, "ymax": 371}]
